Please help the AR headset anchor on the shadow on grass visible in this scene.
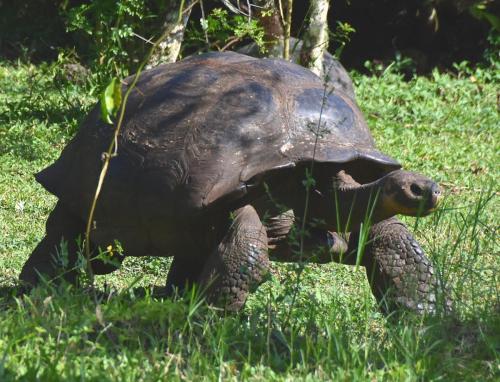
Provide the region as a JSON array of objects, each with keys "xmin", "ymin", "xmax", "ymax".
[
  {"xmin": 0, "ymin": 284, "xmax": 27, "ymax": 306},
  {"xmin": 1, "ymin": 67, "xmax": 91, "ymax": 162},
  {"xmin": 0, "ymin": 101, "xmax": 85, "ymax": 163}
]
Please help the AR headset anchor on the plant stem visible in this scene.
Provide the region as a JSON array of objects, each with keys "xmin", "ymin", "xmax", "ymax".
[
  {"xmin": 283, "ymin": 0, "xmax": 293, "ymax": 60},
  {"xmin": 84, "ymin": 2, "xmax": 189, "ymax": 284}
]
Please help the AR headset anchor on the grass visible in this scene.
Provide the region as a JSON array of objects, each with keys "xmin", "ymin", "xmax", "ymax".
[{"xmin": 0, "ymin": 58, "xmax": 499, "ymax": 380}]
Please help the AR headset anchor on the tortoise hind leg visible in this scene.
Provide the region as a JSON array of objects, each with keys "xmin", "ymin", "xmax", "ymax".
[
  {"xmin": 90, "ymin": 254, "xmax": 124, "ymax": 275},
  {"xmin": 349, "ymin": 217, "xmax": 440, "ymax": 314},
  {"xmin": 165, "ymin": 255, "xmax": 206, "ymax": 295},
  {"xmin": 20, "ymin": 202, "xmax": 123, "ymax": 287},
  {"xmin": 20, "ymin": 202, "xmax": 83, "ymax": 286},
  {"xmin": 198, "ymin": 205, "xmax": 270, "ymax": 311}
]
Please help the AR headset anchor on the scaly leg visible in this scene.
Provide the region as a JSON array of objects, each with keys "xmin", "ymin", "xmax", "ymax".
[
  {"xmin": 198, "ymin": 205, "xmax": 270, "ymax": 311},
  {"xmin": 264, "ymin": 211, "xmax": 445, "ymax": 314},
  {"xmin": 349, "ymin": 217, "xmax": 441, "ymax": 314},
  {"xmin": 20, "ymin": 202, "xmax": 84, "ymax": 285}
]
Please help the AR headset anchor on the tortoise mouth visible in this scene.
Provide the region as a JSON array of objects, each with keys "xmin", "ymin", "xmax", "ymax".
[{"xmin": 382, "ymin": 195, "xmax": 440, "ymax": 218}]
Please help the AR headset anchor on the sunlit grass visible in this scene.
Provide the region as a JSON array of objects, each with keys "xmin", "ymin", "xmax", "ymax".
[{"xmin": 0, "ymin": 60, "xmax": 498, "ymax": 380}]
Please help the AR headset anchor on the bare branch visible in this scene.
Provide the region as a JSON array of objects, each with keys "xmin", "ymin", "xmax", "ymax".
[
  {"xmin": 300, "ymin": 0, "xmax": 330, "ymax": 77},
  {"xmin": 283, "ymin": 0, "xmax": 294, "ymax": 60},
  {"xmin": 147, "ymin": 0, "xmax": 194, "ymax": 67}
]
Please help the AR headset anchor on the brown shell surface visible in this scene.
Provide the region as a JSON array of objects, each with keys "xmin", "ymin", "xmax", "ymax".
[{"xmin": 37, "ymin": 51, "xmax": 400, "ymax": 225}]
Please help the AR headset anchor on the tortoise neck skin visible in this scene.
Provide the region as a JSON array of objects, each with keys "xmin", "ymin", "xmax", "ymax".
[
  {"xmin": 305, "ymin": 180, "xmax": 389, "ymax": 233},
  {"xmin": 293, "ymin": 169, "xmax": 441, "ymax": 233},
  {"xmin": 291, "ymin": 174, "xmax": 388, "ymax": 233},
  {"xmin": 330, "ymin": 178, "xmax": 391, "ymax": 231}
]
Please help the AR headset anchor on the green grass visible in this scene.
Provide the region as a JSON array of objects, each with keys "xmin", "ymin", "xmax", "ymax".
[{"xmin": 0, "ymin": 59, "xmax": 499, "ymax": 381}]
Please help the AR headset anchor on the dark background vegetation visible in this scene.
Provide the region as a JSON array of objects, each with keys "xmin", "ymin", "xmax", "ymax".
[{"xmin": 1, "ymin": 0, "xmax": 498, "ymax": 74}]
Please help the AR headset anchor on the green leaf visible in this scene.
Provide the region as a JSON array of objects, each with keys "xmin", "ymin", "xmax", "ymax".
[{"xmin": 100, "ymin": 77, "xmax": 122, "ymax": 124}]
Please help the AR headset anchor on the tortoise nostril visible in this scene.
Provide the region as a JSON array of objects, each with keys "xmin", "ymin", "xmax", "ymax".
[{"xmin": 410, "ymin": 183, "xmax": 423, "ymax": 197}]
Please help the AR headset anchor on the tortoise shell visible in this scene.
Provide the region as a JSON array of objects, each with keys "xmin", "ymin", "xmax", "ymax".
[
  {"xmin": 238, "ymin": 37, "xmax": 356, "ymax": 100},
  {"xmin": 36, "ymin": 52, "xmax": 400, "ymax": 244}
]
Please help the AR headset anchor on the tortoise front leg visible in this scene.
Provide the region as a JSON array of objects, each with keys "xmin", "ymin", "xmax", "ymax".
[
  {"xmin": 198, "ymin": 205, "xmax": 270, "ymax": 311},
  {"xmin": 349, "ymin": 217, "xmax": 441, "ymax": 314},
  {"xmin": 264, "ymin": 211, "xmax": 445, "ymax": 314}
]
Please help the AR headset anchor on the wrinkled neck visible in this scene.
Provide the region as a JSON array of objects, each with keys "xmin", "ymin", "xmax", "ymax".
[
  {"xmin": 292, "ymin": 171, "xmax": 396, "ymax": 233},
  {"xmin": 337, "ymin": 182, "xmax": 381, "ymax": 228}
]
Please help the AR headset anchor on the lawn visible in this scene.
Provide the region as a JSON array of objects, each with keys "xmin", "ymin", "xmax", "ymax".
[{"xmin": 0, "ymin": 58, "xmax": 498, "ymax": 380}]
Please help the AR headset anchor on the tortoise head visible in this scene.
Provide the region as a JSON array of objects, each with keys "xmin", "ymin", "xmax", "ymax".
[{"xmin": 379, "ymin": 170, "xmax": 441, "ymax": 217}]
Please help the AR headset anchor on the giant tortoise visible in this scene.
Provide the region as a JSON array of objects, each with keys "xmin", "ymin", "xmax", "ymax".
[{"xmin": 21, "ymin": 52, "xmax": 443, "ymax": 313}]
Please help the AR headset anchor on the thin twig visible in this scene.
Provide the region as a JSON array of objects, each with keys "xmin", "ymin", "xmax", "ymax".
[
  {"xmin": 247, "ymin": 0, "xmax": 252, "ymax": 21},
  {"xmin": 132, "ymin": 32, "xmax": 155, "ymax": 45},
  {"xmin": 283, "ymin": 62, "xmax": 333, "ymax": 328},
  {"xmin": 199, "ymin": 0, "xmax": 210, "ymax": 49},
  {"xmin": 220, "ymin": 37, "xmax": 241, "ymax": 51},
  {"xmin": 277, "ymin": 0, "xmax": 285, "ymax": 23},
  {"xmin": 182, "ymin": 0, "xmax": 199, "ymax": 15},
  {"xmin": 84, "ymin": 2, "xmax": 188, "ymax": 285},
  {"xmin": 283, "ymin": 0, "xmax": 293, "ymax": 60}
]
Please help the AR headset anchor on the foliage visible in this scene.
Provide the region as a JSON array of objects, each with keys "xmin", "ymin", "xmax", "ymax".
[
  {"xmin": 329, "ymin": 21, "xmax": 355, "ymax": 58},
  {"xmin": 0, "ymin": 0, "xmax": 69, "ymax": 61},
  {"xmin": 1, "ymin": 57, "xmax": 499, "ymax": 379},
  {"xmin": 100, "ymin": 78, "xmax": 123, "ymax": 125},
  {"xmin": 482, "ymin": 30, "xmax": 500, "ymax": 66},
  {"xmin": 62, "ymin": 3, "xmax": 269, "ymax": 87},
  {"xmin": 183, "ymin": 8, "xmax": 267, "ymax": 54},
  {"xmin": 468, "ymin": 0, "xmax": 500, "ymax": 31},
  {"xmin": 63, "ymin": 0, "xmax": 169, "ymax": 87}
]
